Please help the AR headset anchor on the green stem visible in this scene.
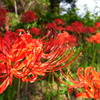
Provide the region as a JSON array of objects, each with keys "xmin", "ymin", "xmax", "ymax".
[
  {"xmin": 3, "ymin": 87, "xmax": 8, "ymax": 100},
  {"xmin": 17, "ymin": 79, "xmax": 21, "ymax": 100},
  {"xmin": 25, "ymin": 82, "xmax": 28, "ymax": 94},
  {"xmin": 45, "ymin": 74, "xmax": 51, "ymax": 100},
  {"xmin": 91, "ymin": 45, "xmax": 97, "ymax": 67},
  {"xmin": 52, "ymin": 72, "xmax": 54, "ymax": 89},
  {"xmin": 56, "ymin": 80, "xmax": 60, "ymax": 100}
]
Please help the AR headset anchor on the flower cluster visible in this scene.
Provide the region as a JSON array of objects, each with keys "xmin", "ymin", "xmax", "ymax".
[
  {"xmin": 30, "ymin": 27, "xmax": 42, "ymax": 35},
  {"xmin": 21, "ymin": 11, "xmax": 37, "ymax": 23},
  {"xmin": 0, "ymin": 30, "xmax": 43, "ymax": 93},
  {"xmin": 0, "ymin": 29, "xmax": 78, "ymax": 94},
  {"xmin": 58, "ymin": 67, "xmax": 100, "ymax": 99},
  {"xmin": 53, "ymin": 18, "xmax": 64, "ymax": 25},
  {"xmin": 0, "ymin": 7, "xmax": 7, "ymax": 27},
  {"xmin": 27, "ymin": 19, "xmax": 100, "ymax": 44},
  {"xmin": 65, "ymin": 21, "xmax": 97, "ymax": 34},
  {"xmin": 86, "ymin": 33, "xmax": 100, "ymax": 44},
  {"xmin": 67, "ymin": 67, "xmax": 100, "ymax": 99}
]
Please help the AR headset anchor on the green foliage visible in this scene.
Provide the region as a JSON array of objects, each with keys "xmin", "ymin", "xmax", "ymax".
[
  {"xmin": 61, "ymin": 8, "xmax": 82, "ymax": 24},
  {"xmin": 82, "ymin": 11, "xmax": 95, "ymax": 26},
  {"xmin": 3, "ymin": 0, "xmax": 14, "ymax": 7},
  {"xmin": 38, "ymin": 12, "xmax": 57, "ymax": 24},
  {"xmin": 0, "ymin": 94, "xmax": 4, "ymax": 100},
  {"xmin": 8, "ymin": 12, "xmax": 20, "ymax": 31}
]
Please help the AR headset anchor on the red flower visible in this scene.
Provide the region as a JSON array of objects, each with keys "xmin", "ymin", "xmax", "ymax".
[
  {"xmin": 21, "ymin": 11, "xmax": 37, "ymax": 23},
  {"xmin": 0, "ymin": 17, "xmax": 5, "ymax": 27},
  {"xmin": 0, "ymin": 31, "xmax": 18, "ymax": 56},
  {"xmin": 65, "ymin": 21, "xmax": 84, "ymax": 33},
  {"xmin": 71, "ymin": 21, "xmax": 84, "ymax": 33},
  {"xmin": 0, "ymin": 29, "xmax": 79, "ymax": 94},
  {"xmin": 0, "ymin": 7, "xmax": 7, "ymax": 17},
  {"xmin": 56, "ymin": 31, "xmax": 77, "ymax": 45},
  {"xmin": 0, "ymin": 7, "xmax": 7, "ymax": 27},
  {"xmin": 67, "ymin": 67, "xmax": 100, "ymax": 99},
  {"xmin": 65, "ymin": 25, "xmax": 74, "ymax": 32},
  {"xmin": 57, "ymin": 26, "xmax": 65, "ymax": 31},
  {"xmin": 95, "ymin": 22, "xmax": 100, "ymax": 27},
  {"xmin": 43, "ymin": 31, "xmax": 78, "ymax": 65},
  {"xmin": 83, "ymin": 27, "xmax": 96, "ymax": 34},
  {"xmin": 0, "ymin": 31, "xmax": 43, "ymax": 93},
  {"xmin": 86, "ymin": 33, "xmax": 100, "ymax": 44},
  {"xmin": 46, "ymin": 23, "xmax": 57, "ymax": 30},
  {"xmin": 54, "ymin": 18, "xmax": 64, "ymax": 25},
  {"xmin": 44, "ymin": 31, "xmax": 77, "ymax": 47},
  {"xmin": 58, "ymin": 67, "xmax": 100, "ymax": 99},
  {"xmin": 30, "ymin": 27, "xmax": 42, "ymax": 35}
]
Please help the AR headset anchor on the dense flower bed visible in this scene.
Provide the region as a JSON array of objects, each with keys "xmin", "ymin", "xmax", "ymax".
[{"xmin": 0, "ymin": 7, "xmax": 100, "ymax": 100}]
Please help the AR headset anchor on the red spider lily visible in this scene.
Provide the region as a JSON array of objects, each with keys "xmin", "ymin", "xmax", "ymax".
[
  {"xmin": 53, "ymin": 18, "xmax": 64, "ymax": 25},
  {"xmin": 21, "ymin": 11, "xmax": 37, "ymax": 23},
  {"xmin": 71, "ymin": 21, "xmax": 83, "ymax": 33},
  {"xmin": 44, "ymin": 31, "xmax": 77, "ymax": 50},
  {"xmin": 42, "ymin": 31, "xmax": 80, "ymax": 71},
  {"xmin": 94, "ymin": 22, "xmax": 100, "ymax": 32},
  {"xmin": 56, "ymin": 31, "xmax": 77, "ymax": 45},
  {"xmin": 30, "ymin": 27, "xmax": 42, "ymax": 35},
  {"xmin": 65, "ymin": 25, "xmax": 74, "ymax": 32},
  {"xmin": 0, "ymin": 30, "xmax": 43, "ymax": 93},
  {"xmin": 83, "ymin": 27, "xmax": 96, "ymax": 34},
  {"xmin": 0, "ymin": 17, "xmax": 5, "ymax": 27},
  {"xmin": 57, "ymin": 26, "xmax": 65, "ymax": 31},
  {"xmin": 47, "ymin": 30, "xmax": 58, "ymax": 38},
  {"xmin": 0, "ymin": 31, "xmax": 18, "ymax": 56},
  {"xmin": 60, "ymin": 67, "xmax": 100, "ymax": 99},
  {"xmin": 86, "ymin": 33, "xmax": 100, "ymax": 44},
  {"xmin": 0, "ymin": 7, "xmax": 7, "ymax": 27},
  {"xmin": 0, "ymin": 29, "xmax": 80, "ymax": 94},
  {"xmin": 0, "ymin": 7, "xmax": 7, "ymax": 17},
  {"xmin": 46, "ymin": 22, "xmax": 57, "ymax": 30},
  {"xmin": 95, "ymin": 22, "xmax": 100, "ymax": 27},
  {"xmin": 66, "ymin": 21, "xmax": 84, "ymax": 33}
]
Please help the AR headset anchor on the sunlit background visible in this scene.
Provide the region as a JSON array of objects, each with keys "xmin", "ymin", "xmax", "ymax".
[{"xmin": 60, "ymin": 0, "xmax": 100, "ymax": 16}]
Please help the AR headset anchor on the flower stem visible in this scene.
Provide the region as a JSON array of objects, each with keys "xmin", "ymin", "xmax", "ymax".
[
  {"xmin": 17, "ymin": 79, "xmax": 21, "ymax": 100},
  {"xmin": 91, "ymin": 45, "xmax": 97, "ymax": 67},
  {"xmin": 25, "ymin": 82, "xmax": 29, "ymax": 94},
  {"xmin": 56, "ymin": 80, "xmax": 60, "ymax": 100}
]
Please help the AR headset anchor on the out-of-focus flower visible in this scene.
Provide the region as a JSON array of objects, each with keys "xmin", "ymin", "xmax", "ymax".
[
  {"xmin": 30, "ymin": 27, "xmax": 42, "ymax": 35},
  {"xmin": 0, "ymin": 7, "xmax": 7, "ymax": 17},
  {"xmin": 0, "ymin": 17, "xmax": 5, "ymax": 27},
  {"xmin": 44, "ymin": 31, "xmax": 77, "ymax": 49},
  {"xmin": 21, "ymin": 11, "xmax": 37, "ymax": 23},
  {"xmin": 95, "ymin": 22, "xmax": 100, "ymax": 27},
  {"xmin": 46, "ymin": 22, "xmax": 57, "ymax": 30},
  {"xmin": 57, "ymin": 31, "xmax": 77, "ymax": 43},
  {"xmin": 57, "ymin": 26, "xmax": 65, "ymax": 31},
  {"xmin": 65, "ymin": 25, "xmax": 74, "ymax": 32},
  {"xmin": 60, "ymin": 67, "xmax": 100, "ymax": 99},
  {"xmin": 83, "ymin": 27, "xmax": 96, "ymax": 34},
  {"xmin": 86, "ymin": 33, "xmax": 100, "ymax": 44},
  {"xmin": 65, "ymin": 21, "xmax": 84, "ymax": 34},
  {"xmin": 71, "ymin": 21, "xmax": 84, "ymax": 33},
  {"xmin": 53, "ymin": 18, "xmax": 64, "ymax": 25},
  {"xmin": 94, "ymin": 22, "xmax": 100, "ymax": 31},
  {"xmin": 0, "ymin": 7, "xmax": 7, "ymax": 27}
]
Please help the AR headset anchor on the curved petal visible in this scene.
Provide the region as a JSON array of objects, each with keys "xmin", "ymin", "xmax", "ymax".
[{"xmin": 0, "ymin": 77, "xmax": 9, "ymax": 94}]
